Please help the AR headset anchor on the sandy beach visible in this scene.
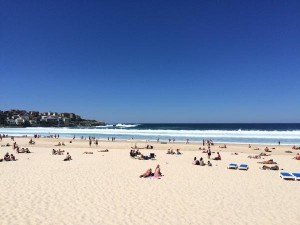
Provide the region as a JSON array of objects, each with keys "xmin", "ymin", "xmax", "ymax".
[{"xmin": 0, "ymin": 137, "xmax": 300, "ymax": 225}]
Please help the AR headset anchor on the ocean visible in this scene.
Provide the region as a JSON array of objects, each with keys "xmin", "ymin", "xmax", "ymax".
[{"xmin": 1, "ymin": 123, "xmax": 300, "ymax": 145}]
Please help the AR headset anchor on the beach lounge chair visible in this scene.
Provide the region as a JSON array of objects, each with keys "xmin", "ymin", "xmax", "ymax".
[
  {"xmin": 280, "ymin": 172, "xmax": 295, "ymax": 180},
  {"xmin": 292, "ymin": 173, "xmax": 300, "ymax": 181},
  {"xmin": 227, "ymin": 164, "xmax": 238, "ymax": 169},
  {"xmin": 150, "ymin": 153, "xmax": 156, "ymax": 159},
  {"xmin": 238, "ymin": 164, "xmax": 249, "ymax": 170}
]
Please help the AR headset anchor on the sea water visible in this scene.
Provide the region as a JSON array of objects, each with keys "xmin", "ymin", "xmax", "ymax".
[{"xmin": 1, "ymin": 123, "xmax": 300, "ymax": 145}]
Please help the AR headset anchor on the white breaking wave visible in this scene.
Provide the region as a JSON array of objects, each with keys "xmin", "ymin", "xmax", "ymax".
[
  {"xmin": 0, "ymin": 127, "xmax": 300, "ymax": 140},
  {"xmin": 114, "ymin": 124, "xmax": 140, "ymax": 128}
]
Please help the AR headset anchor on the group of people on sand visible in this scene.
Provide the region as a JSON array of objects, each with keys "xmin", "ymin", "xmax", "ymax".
[
  {"xmin": 55, "ymin": 142, "xmax": 65, "ymax": 146},
  {"xmin": 167, "ymin": 149, "xmax": 182, "ymax": 155},
  {"xmin": 17, "ymin": 147, "xmax": 31, "ymax": 153},
  {"xmin": 0, "ymin": 153, "xmax": 17, "ymax": 162},
  {"xmin": 140, "ymin": 165, "xmax": 162, "ymax": 178},
  {"xmin": 292, "ymin": 145, "xmax": 300, "ymax": 150},
  {"xmin": 193, "ymin": 157, "xmax": 212, "ymax": 166},
  {"xmin": 130, "ymin": 150, "xmax": 155, "ymax": 160},
  {"xmin": 219, "ymin": 144, "xmax": 227, "ymax": 148},
  {"xmin": 52, "ymin": 149, "xmax": 65, "ymax": 155}
]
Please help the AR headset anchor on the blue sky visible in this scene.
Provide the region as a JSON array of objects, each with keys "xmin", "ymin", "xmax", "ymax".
[{"xmin": 1, "ymin": 0, "xmax": 300, "ymax": 123}]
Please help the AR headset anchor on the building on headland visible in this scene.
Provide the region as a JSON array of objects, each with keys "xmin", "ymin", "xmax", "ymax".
[{"xmin": 0, "ymin": 109, "xmax": 105, "ymax": 127}]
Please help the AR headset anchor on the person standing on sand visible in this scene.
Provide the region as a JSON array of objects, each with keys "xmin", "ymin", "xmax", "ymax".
[
  {"xmin": 208, "ymin": 149, "xmax": 211, "ymax": 159},
  {"xmin": 278, "ymin": 141, "xmax": 280, "ymax": 145},
  {"xmin": 89, "ymin": 139, "xmax": 92, "ymax": 147}
]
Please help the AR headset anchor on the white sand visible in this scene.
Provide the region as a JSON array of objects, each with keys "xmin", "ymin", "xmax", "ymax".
[{"xmin": 0, "ymin": 138, "xmax": 300, "ymax": 225}]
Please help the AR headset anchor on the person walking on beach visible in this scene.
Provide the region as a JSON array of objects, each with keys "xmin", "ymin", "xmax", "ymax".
[
  {"xmin": 278, "ymin": 141, "xmax": 280, "ymax": 145},
  {"xmin": 186, "ymin": 139, "xmax": 189, "ymax": 144},
  {"xmin": 95, "ymin": 140, "xmax": 98, "ymax": 146},
  {"xmin": 89, "ymin": 139, "xmax": 92, "ymax": 147}
]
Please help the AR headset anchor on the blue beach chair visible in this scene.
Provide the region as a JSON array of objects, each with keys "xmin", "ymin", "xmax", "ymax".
[
  {"xmin": 227, "ymin": 164, "xmax": 238, "ymax": 169},
  {"xmin": 292, "ymin": 173, "xmax": 300, "ymax": 181},
  {"xmin": 238, "ymin": 164, "xmax": 249, "ymax": 170},
  {"xmin": 280, "ymin": 172, "xmax": 295, "ymax": 180}
]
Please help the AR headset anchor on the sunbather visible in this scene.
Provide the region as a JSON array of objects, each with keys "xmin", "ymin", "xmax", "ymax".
[
  {"xmin": 192, "ymin": 157, "xmax": 200, "ymax": 165},
  {"xmin": 139, "ymin": 168, "xmax": 152, "ymax": 178},
  {"xmin": 261, "ymin": 165, "xmax": 279, "ymax": 170},
  {"xmin": 83, "ymin": 152, "xmax": 93, "ymax": 154},
  {"xmin": 293, "ymin": 153, "xmax": 300, "ymax": 160},
  {"xmin": 248, "ymin": 155, "xmax": 261, "ymax": 159},
  {"xmin": 199, "ymin": 157, "xmax": 205, "ymax": 166},
  {"xmin": 10, "ymin": 154, "xmax": 16, "ymax": 161},
  {"xmin": 64, "ymin": 152, "xmax": 72, "ymax": 161},
  {"xmin": 257, "ymin": 159, "xmax": 277, "ymax": 164},
  {"xmin": 259, "ymin": 153, "xmax": 270, "ymax": 156},
  {"xmin": 213, "ymin": 152, "xmax": 221, "ymax": 160},
  {"xmin": 176, "ymin": 149, "xmax": 182, "ymax": 155},
  {"xmin": 4, "ymin": 153, "xmax": 11, "ymax": 161},
  {"xmin": 154, "ymin": 164, "xmax": 162, "ymax": 177},
  {"xmin": 98, "ymin": 149, "xmax": 109, "ymax": 152}
]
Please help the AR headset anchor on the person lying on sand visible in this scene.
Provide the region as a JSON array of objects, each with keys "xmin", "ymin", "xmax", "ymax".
[
  {"xmin": 248, "ymin": 155, "xmax": 261, "ymax": 159},
  {"xmin": 98, "ymin": 149, "xmax": 109, "ymax": 152},
  {"xmin": 260, "ymin": 165, "xmax": 279, "ymax": 170},
  {"xmin": 64, "ymin": 152, "xmax": 72, "ymax": 161},
  {"xmin": 259, "ymin": 153, "xmax": 271, "ymax": 156},
  {"xmin": 139, "ymin": 168, "xmax": 152, "ymax": 178},
  {"xmin": 219, "ymin": 144, "xmax": 227, "ymax": 148},
  {"xmin": 257, "ymin": 159, "xmax": 277, "ymax": 164},
  {"xmin": 83, "ymin": 152, "xmax": 93, "ymax": 154},
  {"xmin": 293, "ymin": 153, "xmax": 300, "ymax": 160},
  {"xmin": 55, "ymin": 142, "xmax": 61, "ymax": 146},
  {"xmin": 254, "ymin": 148, "xmax": 260, "ymax": 150}
]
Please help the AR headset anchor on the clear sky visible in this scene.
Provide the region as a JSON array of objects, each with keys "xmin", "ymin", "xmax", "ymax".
[{"xmin": 1, "ymin": 0, "xmax": 300, "ymax": 123}]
